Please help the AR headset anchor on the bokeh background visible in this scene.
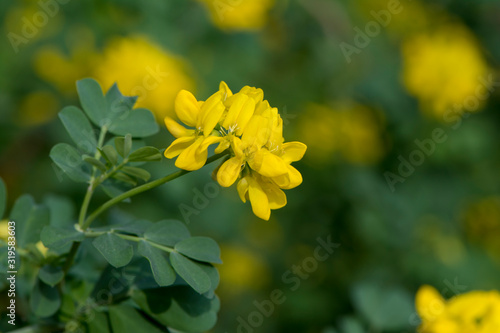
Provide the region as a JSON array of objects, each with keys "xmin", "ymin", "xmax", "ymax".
[{"xmin": 1, "ymin": 0, "xmax": 500, "ymax": 332}]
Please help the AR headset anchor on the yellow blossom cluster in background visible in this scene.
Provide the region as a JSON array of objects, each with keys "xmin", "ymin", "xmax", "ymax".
[
  {"xmin": 416, "ymin": 285, "xmax": 500, "ymax": 332},
  {"xmin": 217, "ymin": 244, "xmax": 270, "ymax": 296},
  {"xmin": 196, "ymin": 0, "xmax": 275, "ymax": 31},
  {"xmin": 164, "ymin": 82, "xmax": 307, "ymax": 220},
  {"xmin": 402, "ymin": 23, "xmax": 490, "ymax": 120},
  {"xmin": 93, "ymin": 36, "xmax": 195, "ymax": 121},
  {"xmin": 298, "ymin": 103, "xmax": 385, "ymax": 165},
  {"xmin": 463, "ymin": 196, "xmax": 500, "ymax": 260},
  {"xmin": 31, "ymin": 34, "xmax": 194, "ymax": 124}
]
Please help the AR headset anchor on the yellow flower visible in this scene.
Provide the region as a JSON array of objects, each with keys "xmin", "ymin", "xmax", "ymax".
[
  {"xmin": 217, "ymin": 244, "xmax": 270, "ymax": 296},
  {"xmin": 402, "ymin": 24, "xmax": 490, "ymax": 119},
  {"xmin": 416, "ymin": 285, "xmax": 500, "ymax": 333},
  {"xmin": 463, "ymin": 197, "xmax": 500, "ymax": 259},
  {"xmin": 93, "ymin": 36, "xmax": 195, "ymax": 121},
  {"xmin": 196, "ymin": 0, "xmax": 275, "ymax": 31},
  {"xmin": 33, "ymin": 27, "xmax": 98, "ymax": 96},
  {"xmin": 298, "ymin": 103, "xmax": 385, "ymax": 165},
  {"xmin": 17, "ymin": 90, "xmax": 60, "ymax": 127},
  {"xmin": 164, "ymin": 90, "xmax": 225, "ymax": 171},
  {"xmin": 164, "ymin": 82, "xmax": 306, "ymax": 220}
]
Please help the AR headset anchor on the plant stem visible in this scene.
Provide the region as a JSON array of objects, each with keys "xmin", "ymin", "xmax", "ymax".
[
  {"xmin": 78, "ymin": 126, "xmax": 108, "ymax": 228},
  {"xmin": 64, "ymin": 127, "xmax": 107, "ymax": 281},
  {"xmin": 81, "ymin": 151, "xmax": 228, "ymax": 230}
]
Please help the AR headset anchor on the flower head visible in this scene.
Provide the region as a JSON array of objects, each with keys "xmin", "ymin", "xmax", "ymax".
[
  {"xmin": 164, "ymin": 82, "xmax": 307, "ymax": 220},
  {"xmin": 416, "ymin": 285, "xmax": 500, "ymax": 332}
]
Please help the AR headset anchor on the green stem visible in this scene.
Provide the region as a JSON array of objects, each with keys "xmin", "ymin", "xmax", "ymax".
[
  {"xmin": 63, "ymin": 127, "xmax": 107, "ymax": 282},
  {"xmin": 78, "ymin": 126, "xmax": 108, "ymax": 228},
  {"xmin": 82, "ymin": 151, "xmax": 227, "ymax": 230},
  {"xmin": 83, "ymin": 230, "xmax": 174, "ymax": 253}
]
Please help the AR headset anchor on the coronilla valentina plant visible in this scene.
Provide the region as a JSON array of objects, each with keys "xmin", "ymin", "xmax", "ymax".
[
  {"xmin": 164, "ymin": 82, "xmax": 307, "ymax": 220},
  {"xmin": 0, "ymin": 78, "xmax": 305, "ymax": 333}
]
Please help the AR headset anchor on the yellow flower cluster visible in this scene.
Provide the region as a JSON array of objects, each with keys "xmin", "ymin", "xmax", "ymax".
[
  {"xmin": 196, "ymin": 0, "xmax": 275, "ymax": 31},
  {"xmin": 298, "ymin": 103, "xmax": 385, "ymax": 165},
  {"xmin": 402, "ymin": 24, "xmax": 489, "ymax": 119},
  {"xmin": 93, "ymin": 36, "xmax": 195, "ymax": 121},
  {"xmin": 416, "ymin": 285, "xmax": 500, "ymax": 332},
  {"xmin": 33, "ymin": 35, "xmax": 194, "ymax": 121},
  {"xmin": 164, "ymin": 82, "xmax": 307, "ymax": 220}
]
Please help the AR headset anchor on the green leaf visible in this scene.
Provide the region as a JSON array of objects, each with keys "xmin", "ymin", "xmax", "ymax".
[
  {"xmin": 138, "ymin": 240, "xmax": 176, "ymax": 287},
  {"xmin": 170, "ymin": 252, "xmax": 211, "ymax": 294},
  {"xmin": 59, "ymin": 106, "xmax": 97, "ymax": 154},
  {"xmin": 108, "ymin": 108, "xmax": 159, "ymax": 138},
  {"xmin": 115, "ymin": 134, "xmax": 134, "ymax": 158},
  {"xmin": 112, "ymin": 172, "xmax": 137, "ymax": 186},
  {"xmin": 30, "ymin": 279, "xmax": 61, "ymax": 318},
  {"xmin": 175, "ymin": 237, "xmax": 222, "ymax": 264},
  {"xmin": 128, "ymin": 147, "xmax": 162, "ymax": 162},
  {"xmin": 114, "ymin": 136, "xmax": 126, "ymax": 158},
  {"xmin": 43, "ymin": 195, "xmax": 75, "ymax": 228},
  {"xmin": 124, "ymin": 134, "xmax": 132, "ymax": 157},
  {"xmin": 77, "ymin": 78, "xmax": 108, "ymax": 127},
  {"xmin": 83, "ymin": 155, "xmax": 107, "ymax": 172},
  {"xmin": 121, "ymin": 166, "xmax": 151, "ymax": 182},
  {"xmin": 0, "ymin": 177, "xmax": 6, "ymax": 219},
  {"xmin": 144, "ymin": 220, "xmax": 191, "ymax": 247},
  {"xmin": 100, "ymin": 145, "xmax": 118, "ymax": 165},
  {"xmin": 86, "ymin": 310, "xmax": 110, "ymax": 333},
  {"xmin": 199, "ymin": 263, "xmax": 220, "ymax": 299},
  {"xmin": 10, "ymin": 195, "xmax": 50, "ymax": 248},
  {"xmin": 50, "ymin": 143, "xmax": 91, "ymax": 183},
  {"xmin": 132, "ymin": 286, "xmax": 219, "ymax": 332},
  {"xmin": 114, "ymin": 220, "xmax": 153, "ymax": 235},
  {"xmin": 39, "ymin": 265, "xmax": 64, "ymax": 287},
  {"xmin": 92, "ymin": 233, "xmax": 134, "ymax": 268},
  {"xmin": 105, "ymin": 82, "xmax": 138, "ymax": 117},
  {"xmin": 41, "ymin": 226, "xmax": 85, "ymax": 250},
  {"xmin": 109, "ymin": 304, "xmax": 165, "ymax": 333}
]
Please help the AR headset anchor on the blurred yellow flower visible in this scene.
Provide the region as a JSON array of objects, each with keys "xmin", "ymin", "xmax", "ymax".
[
  {"xmin": 196, "ymin": 0, "xmax": 275, "ymax": 31},
  {"xmin": 463, "ymin": 197, "xmax": 500, "ymax": 259},
  {"xmin": 93, "ymin": 36, "xmax": 195, "ymax": 121},
  {"xmin": 298, "ymin": 103, "xmax": 385, "ymax": 165},
  {"xmin": 217, "ymin": 244, "xmax": 270, "ymax": 296},
  {"xmin": 17, "ymin": 90, "xmax": 60, "ymax": 127},
  {"xmin": 0, "ymin": 220, "xmax": 9, "ymax": 241},
  {"xmin": 33, "ymin": 28, "xmax": 98, "ymax": 96},
  {"xmin": 402, "ymin": 24, "xmax": 490, "ymax": 119},
  {"xmin": 416, "ymin": 285, "xmax": 500, "ymax": 332}
]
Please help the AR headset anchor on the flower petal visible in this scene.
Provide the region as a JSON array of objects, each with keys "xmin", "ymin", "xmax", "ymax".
[
  {"xmin": 262, "ymin": 180, "xmax": 287, "ymax": 209},
  {"xmin": 175, "ymin": 90, "xmax": 200, "ymax": 127},
  {"xmin": 237, "ymin": 177, "xmax": 249, "ymax": 203},
  {"xmin": 164, "ymin": 136, "xmax": 196, "ymax": 159},
  {"xmin": 219, "ymin": 81, "xmax": 233, "ymax": 100},
  {"xmin": 200, "ymin": 136, "xmax": 223, "ymax": 152},
  {"xmin": 164, "ymin": 116, "xmax": 193, "ymax": 139},
  {"xmin": 281, "ymin": 142, "xmax": 307, "ymax": 163},
  {"xmin": 222, "ymin": 93, "xmax": 248, "ymax": 130},
  {"xmin": 247, "ymin": 176, "xmax": 270, "ymax": 220},
  {"xmin": 175, "ymin": 137, "xmax": 207, "ymax": 171},
  {"xmin": 199, "ymin": 92, "xmax": 225, "ymax": 136},
  {"xmin": 217, "ymin": 156, "xmax": 244, "ymax": 187},
  {"xmin": 252, "ymin": 150, "xmax": 288, "ymax": 178},
  {"xmin": 242, "ymin": 115, "xmax": 272, "ymax": 148},
  {"xmin": 416, "ymin": 285, "xmax": 446, "ymax": 323}
]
